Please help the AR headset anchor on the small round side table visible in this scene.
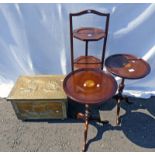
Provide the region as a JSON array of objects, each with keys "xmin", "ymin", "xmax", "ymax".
[
  {"xmin": 105, "ymin": 53, "xmax": 151, "ymax": 125},
  {"xmin": 63, "ymin": 68, "xmax": 117, "ymax": 151}
]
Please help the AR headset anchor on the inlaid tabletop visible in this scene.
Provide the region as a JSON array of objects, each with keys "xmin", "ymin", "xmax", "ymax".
[
  {"xmin": 63, "ymin": 68, "xmax": 117, "ymax": 104},
  {"xmin": 105, "ymin": 54, "xmax": 151, "ymax": 79}
]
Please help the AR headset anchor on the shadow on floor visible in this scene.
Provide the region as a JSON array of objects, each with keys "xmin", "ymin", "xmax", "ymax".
[
  {"xmin": 121, "ymin": 111, "xmax": 155, "ymax": 148},
  {"xmin": 85, "ymin": 122, "xmax": 121, "ymax": 151},
  {"xmin": 86, "ymin": 96, "xmax": 155, "ymax": 151},
  {"xmin": 23, "ymin": 96, "xmax": 155, "ymax": 151}
]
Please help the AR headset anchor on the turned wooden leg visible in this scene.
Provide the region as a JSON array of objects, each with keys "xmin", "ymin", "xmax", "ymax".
[
  {"xmin": 82, "ymin": 104, "xmax": 89, "ymax": 152},
  {"xmin": 83, "ymin": 118, "xmax": 88, "ymax": 151},
  {"xmin": 77, "ymin": 104, "xmax": 109, "ymax": 151},
  {"xmin": 116, "ymin": 98, "xmax": 121, "ymax": 125},
  {"xmin": 116, "ymin": 78, "xmax": 125, "ymax": 125}
]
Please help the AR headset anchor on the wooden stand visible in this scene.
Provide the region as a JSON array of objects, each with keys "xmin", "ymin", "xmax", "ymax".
[
  {"xmin": 69, "ymin": 10, "xmax": 110, "ymax": 71},
  {"xmin": 63, "ymin": 68, "xmax": 117, "ymax": 151},
  {"xmin": 105, "ymin": 54, "xmax": 151, "ymax": 126}
]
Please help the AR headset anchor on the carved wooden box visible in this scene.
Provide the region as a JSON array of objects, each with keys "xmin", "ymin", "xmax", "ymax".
[{"xmin": 7, "ymin": 75, "xmax": 67, "ymax": 120}]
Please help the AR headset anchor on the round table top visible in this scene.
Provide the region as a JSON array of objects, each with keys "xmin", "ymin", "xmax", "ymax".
[
  {"xmin": 73, "ymin": 27, "xmax": 106, "ymax": 41},
  {"xmin": 105, "ymin": 54, "xmax": 151, "ymax": 79},
  {"xmin": 63, "ymin": 68, "xmax": 117, "ymax": 105}
]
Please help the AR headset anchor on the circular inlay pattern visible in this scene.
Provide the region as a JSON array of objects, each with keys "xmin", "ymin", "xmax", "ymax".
[
  {"xmin": 83, "ymin": 80, "xmax": 95, "ymax": 88},
  {"xmin": 63, "ymin": 68, "xmax": 117, "ymax": 104},
  {"xmin": 105, "ymin": 54, "xmax": 151, "ymax": 79}
]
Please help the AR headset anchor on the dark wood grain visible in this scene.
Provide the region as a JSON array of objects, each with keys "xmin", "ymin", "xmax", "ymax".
[
  {"xmin": 63, "ymin": 68, "xmax": 117, "ymax": 151},
  {"xmin": 69, "ymin": 10, "xmax": 110, "ymax": 71},
  {"xmin": 105, "ymin": 54, "xmax": 151, "ymax": 79},
  {"xmin": 105, "ymin": 53, "xmax": 151, "ymax": 125},
  {"xmin": 63, "ymin": 68, "xmax": 117, "ymax": 104},
  {"xmin": 74, "ymin": 56, "xmax": 102, "ymax": 69},
  {"xmin": 73, "ymin": 27, "xmax": 106, "ymax": 41},
  {"xmin": 70, "ymin": 9, "xmax": 110, "ymax": 17}
]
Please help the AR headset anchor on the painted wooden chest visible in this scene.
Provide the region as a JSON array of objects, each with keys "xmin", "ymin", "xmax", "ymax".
[{"xmin": 7, "ymin": 75, "xmax": 67, "ymax": 120}]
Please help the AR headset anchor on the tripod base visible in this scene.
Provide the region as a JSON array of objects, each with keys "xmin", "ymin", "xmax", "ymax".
[
  {"xmin": 113, "ymin": 94, "xmax": 133, "ymax": 125},
  {"xmin": 77, "ymin": 104, "xmax": 109, "ymax": 152}
]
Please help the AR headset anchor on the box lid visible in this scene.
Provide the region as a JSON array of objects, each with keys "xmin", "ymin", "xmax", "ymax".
[{"xmin": 8, "ymin": 75, "xmax": 67, "ymax": 100}]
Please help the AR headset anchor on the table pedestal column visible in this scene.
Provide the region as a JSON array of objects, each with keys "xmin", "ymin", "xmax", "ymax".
[
  {"xmin": 77, "ymin": 104, "xmax": 91, "ymax": 151},
  {"xmin": 83, "ymin": 104, "xmax": 89, "ymax": 152},
  {"xmin": 77, "ymin": 104, "xmax": 109, "ymax": 151},
  {"xmin": 115, "ymin": 78, "xmax": 133, "ymax": 125},
  {"xmin": 116, "ymin": 78, "xmax": 125, "ymax": 125}
]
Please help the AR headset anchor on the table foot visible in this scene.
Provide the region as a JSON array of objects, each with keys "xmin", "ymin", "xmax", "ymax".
[
  {"xmin": 77, "ymin": 104, "xmax": 109, "ymax": 152},
  {"xmin": 116, "ymin": 98, "xmax": 121, "ymax": 125},
  {"xmin": 124, "ymin": 95, "xmax": 133, "ymax": 104},
  {"xmin": 77, "ymin": 113, "xmax": 109, "ymax": 124},
  {"xmin": 115, "ymin": 94, "xmax": 133, "ymax": 125},
  {"xmin": 82, "ymin": 119, "xmax": 88, "ymax": 152},
  {"xmin": 77, "ymin": 112, "xmax": 85, "ymax": 120},
  {"xmin": 90, "ymin": 117, "xmax": 109, "ymax": 124},
  {"xmin": 116, "ymin": 117, "xmax": 121, "ymax": 125},
  {"xmin": 82, "ymin": 146, "xmax": 86, "ymax": 152},
  {"xmin": 101, "ymin": 120, "xmax": 109, "ymax": 124}
]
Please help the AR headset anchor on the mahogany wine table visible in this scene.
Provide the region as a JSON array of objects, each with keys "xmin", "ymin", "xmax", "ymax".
[
  {"xmin": 105, "ymin": 53, "xmax": 151, "ymax": 125},
  {"xmin": 63, "ymin": 68, "xmax": 117, "ymax": 151}
]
